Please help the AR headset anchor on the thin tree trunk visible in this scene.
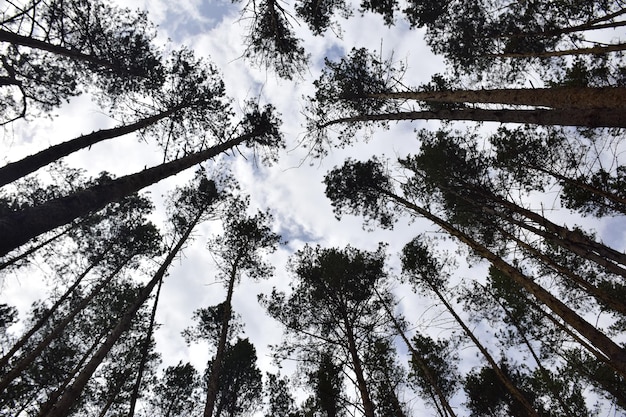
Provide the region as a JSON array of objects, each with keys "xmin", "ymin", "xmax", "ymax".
[
  {"xmin": 0, "ymin": 106, "xmax": 185, "ymax": 187},
  {"xmin": 0, "ymin": 258, "xmax": 131, "ymax": 393},
  {"xmin": 374, "ymin": 288, "xmax": 457, "ymax": 417},
  {"xmin": 365, "ymin": 87, "xmax": 626, "ymax": 110},
  {"xmin": 489, "ymin": 42, "xmax": 626, "ymax": 58},
  {"xmin": 427, "ymin": 284, "xmax": 539, "ymax": 417},
  {"xmin": 98, "ymin": 367, "xmax": 135, "ymax": 417},
  {"xmin": 502, "ymin": 229, "xmax": 626, "ymax": 315},
  {"xmin": 203, "ymin": 255, "xmax": 241, "ymax": 417},
  {"xmin": 0, "ymin": 29, "xmax": 148, "ymax": 76},
  {"xmin": 40, "ymin": 213, "xmax": 205, "ymax": 417},
  {"xmin": 485, "ymin": 8, "xmax": 626, "ymax": 39},
  {"xmin": 0, "ymin": 221, "xmax": 76, "ymax": 271},
  {"xmin": 0, "ymin": 129, "xmax": 262, "ymax": 257},
  {"xmin": 480, "ymin": 282, "xmax": 576, "ymax": 416},
  {"xmin": 318, "ymin": 107, "xmax": 626, "ymax": 130},
  {"xmin": 0, "ymin": 251, "xmax": 105, "ymax": 371},
  {"xmin": 127, "ymin": 272, "xmax": 165, "ymax": 417},
  {"xmin": 344, "ymin": 323, "xmax": 375, "ymax": 417},
  {"xmin": 523, "ymin": 163, "xmax": 626, "ymax": 214},
  {"xmin": 37, "ymin": 331, "xmax": 107, "ymax": 416},
  {"xmin": 380, "ymin": 188, "xmax": 626, "ymax": 377}
]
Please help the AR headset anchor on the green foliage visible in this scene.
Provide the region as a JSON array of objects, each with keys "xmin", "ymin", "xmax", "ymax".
[
  {"xmin": 150, "ymin": 362, "xmax": 201, "ymax": 417},
  {"xmin": 210, "ymin": 338, "xmax": 263, "ymax": 417},
  {"xmin": 408, "ymin": 334, "xmax": 458, "ymax": 401},
  {"xmin": 0, "ymin": 0, "xmax": 164, "ymax": 123},
  {"xmin": 324, "ymin": 157, "xmax": 397, "ymax": 228},
  {"xmin": 295, "ymin": 0, "xmax": 351, "ymax": 34},
  {"xmin": 240, "ymin": 0, "xmax": 308, "ymax": 79}
]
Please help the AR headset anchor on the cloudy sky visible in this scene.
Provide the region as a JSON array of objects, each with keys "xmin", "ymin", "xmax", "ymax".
[{"xmin": 1, "ymin": 0, "xmax": 625, "ymax": 415}]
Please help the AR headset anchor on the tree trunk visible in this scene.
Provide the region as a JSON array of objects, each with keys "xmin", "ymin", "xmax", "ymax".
[
  {"xmin": 0, "ymin": 29, "xmax": 148, "ymax": 77},
  {"xmin": 485, "ymin": 8, "xmax": 626, "ymax": 39},
  {"xmin": 0, "ymin": 130, "xmax": 260, "ymax": 257},
  {"xmin": 319, "ymin": 107, "xmax": 626, "ymax": 130},
  {"xmin": 343, "ymin": 317, "xmax": 375, "ymax": 417},
  {"xmin": 524, "ymin": 163, "xmax": 626, "ymax": 215},
  {"xmin": 0, "ymin": 221, "xmax": 77, "ymax": 271},
  {"xmin": 0, "ymin": 251, "xmax": 105, "ymax": 371},
  {"xmin": 203, "ymin": 256, "xmax": 241, "ymax": 417},
  {"xmin": 489, "ymin": 42, "xmax": 626, "ymax": 58},
  {"xmin": 374, "ymin": 288, "xmax": 457, "ymax": 417},
  {"xmin": 427, "ymin": 285, "xmax": 539, "ymax": 417},
  {"xmin": 365, "ymin": 87, "xmax": 626, "ymax": 110},
  {"xmin": 380, "ymin": 188, "xmax": 626, "ymax": 377},
  {"xmin": 127, "ymin": 272, "xmax": 164, "ymax": 417},
  {"xmin": 0, "ymin": 258, "xmax": 131, "ymax": 393},
  {"xmin": 502, "ymin": 229, "xmax": 626, "ymax": 315},
  {"xmin": 0, "ymin": 105, "xmax": 185, "ymax": 187},
  {"xmin": 40, "ymin": 214, "xmax": 204, "ymax": 417},
  {"xmin": 481, "ymin": 283, "xmax": 576, "ymax": 416}
]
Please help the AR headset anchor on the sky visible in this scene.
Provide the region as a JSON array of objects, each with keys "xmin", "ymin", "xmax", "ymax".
[{"xmin": 1, "ymin": 0, "xmax": 625, "ymax": 416}]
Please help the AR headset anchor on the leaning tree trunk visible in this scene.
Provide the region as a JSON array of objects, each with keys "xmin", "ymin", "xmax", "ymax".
[
  {"xmin": 489, "ymin": 43, "xmax": 626, "ymax": 58},
  {"xmin": 203, "ymin": 255, "xmax": 241, "ymax": 417},
  {"xmin": 0, "ymin": 257, "xmax": 132, "ymax": 393},
  {"xmin": 0, "ymin": 105, "xmax": 186, "ymax": 187},
  {"xmin": 481, "ymin": 282, "xmax": 577, "ymax": 416},
  {"xmin": 39, "ymin": 213, "xmax": 205, "ymax": 417},
  {"xmin": 426, "ymin": 283, "xmax": 539, "ymax": 417},
  {"xmin": 319, "ymin": 108, "xmax": 626, "ymax": 130},
  {"xmin": 374, "ymin": 288, "xmax": 457, "ymax": 417},
  {"xmin": 380, "ymin": 188, "xmax": 626, "ymax": 377},
  {"xmin": 0, "ymin": 130, "xmax": 260, "ymax": 257},
  {"xmin": 343, "ymin": 316, "xmax": 375, "ymax": 417},
  {"xmin": 127, "ymin": 272, "xmax": 165, "ymax": 417},
  {"xmin": 365, "ymin": 86, "xmax": 626, "ymax": 110},
  {"xmin": 0, "ymin": 250, "xmax": 106, "ymax": 371},
  {"xmin": 0, "ymin": 29, "xmax": 149, "ymax": 77},
  {"xmin": 523, "ymin": 163, "xmax": 626, "ymax": 215},
  {"xmin": 501, "ymin": 229, "xmax": 626, "ymax": 316}
]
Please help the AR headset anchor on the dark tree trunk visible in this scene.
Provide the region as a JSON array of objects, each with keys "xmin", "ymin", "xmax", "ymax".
[
  {"xmin": 0, "ymin": 29, "xmax": 148, "ymax": 76},
  {"xmin": 320, "ymin": 108, "xmax": 626, "ymax": 129},
  {"xmin": 203, "ymin": 256, "xmax": 240, "ymax": 417},
  {"xmin": 0, "ymin": 106, "xmax": 185, "ymax": 187},
  {"xmin": 0, "ymin": 251, "xmax": 105, "ymax": 371},
  {"xmin": 380, "ymin": 189, "xmax": 626, "ymax": 377},
  {"xmin": 0, "ymin": 131, "xmax": 258, "ymax": 257},
  {"xmin": 127, "ymin": 272, "xmax": 164, "ymax": 417},
  {"xmin": 0, "ymin": 258, "xmax": 131, "ymax": 393},
  {"xmin": 427, "ymin": 285, "xmax": 539, "ymax": 417},
  {"xmin": 366, "ymin": 87, "xmax": 626, "ymax": 110},
  {"xmin": 40, "ymin": 214, "xmax": 203, "ymax": 417}
]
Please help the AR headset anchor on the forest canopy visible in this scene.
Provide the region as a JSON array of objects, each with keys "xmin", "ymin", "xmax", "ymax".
[{"xmin": 1, "ymin": 0, "xmax": 625, "ymax": 416}]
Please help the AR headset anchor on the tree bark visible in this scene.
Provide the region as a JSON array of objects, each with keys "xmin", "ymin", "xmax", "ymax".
[
  {"xmin": 502, "ymin": 229, "xmax": 626, "ymax": 315},
  {"xmin": 203, "ymin": 255, "xmax": 241, "ymax": 417},
  {"xmin": 489, "ymin": 43, "xmax": 626, "ymax": 58},
  {"xmin": 365, "ymin": 87, "xmax": 626, "ymax": 110},
  {"xmin": 344, "ymin": 322, "xmax": 375, "ymax": 417},
  {"xmin": 0, "ymin": 258, "xmax": 131, "ymax": 393},
  {"xmin": 127, "ymin": 272, "xmax": 164, "ymax": 417},
  {"xmin": 0, "ymin": 29, "xmax": 148, "ymax": 76},
  {"xmin": 428, "ymin": 284, "xmax": 539, "ymax": 417},
  {"xmin": 0, "ymin": 130, "xmax": 261, "ymax": 257},
  {"xmin": 40, "ymin": 214, "xmax": 204, "ymax": 417},
  {"xmin": 380, "ymin": 188, "xmax": 626, "ymax": 377},
  {"xmin": 319, "ymin": 108, "xmax": 626, "ymax": 129},
  {"xmin": 0, "ymin": 251, "xmax": 104, "ymax": 371},
  {"xmin": 0, "ymin": 106, "xmax": 185, "ymax": 187},
  {"xmin": 374, "ymin": 288, "xmax": 457, "ymax": 417}
]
